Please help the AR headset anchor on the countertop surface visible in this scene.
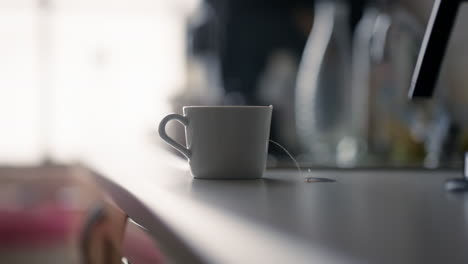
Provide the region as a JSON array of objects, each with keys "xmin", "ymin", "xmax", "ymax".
[{"xmin": 88, "ymin": 150, "xmax": 468, "ymax": 264}]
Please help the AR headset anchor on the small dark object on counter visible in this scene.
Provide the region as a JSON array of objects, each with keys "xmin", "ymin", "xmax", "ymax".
[
  {"xmin": 445, "ymin": 153, "xmax": 468, "ymax": 192},
  {"xmin": 304, "ymin": 177, "xmax": 336, "ymax": 183},
  {"xmin": 445, "ymin": 178, "xmax": 468, "ymax": 192}
]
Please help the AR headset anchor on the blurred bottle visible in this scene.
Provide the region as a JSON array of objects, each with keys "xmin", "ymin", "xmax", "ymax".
[{"xmin": 295, "ymin": 0, "xmax": 353, "ymax": 166}]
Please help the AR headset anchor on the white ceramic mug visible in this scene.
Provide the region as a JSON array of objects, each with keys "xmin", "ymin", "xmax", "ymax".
[{"xmin": 158, "ymin": 106, "xmax": 273, "ymax": 179}]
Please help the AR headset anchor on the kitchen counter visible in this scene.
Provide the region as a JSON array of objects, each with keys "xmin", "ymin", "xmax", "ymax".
[{"xmin": 86, "ymin": 149, "xmax": 468, "ymax": 263}]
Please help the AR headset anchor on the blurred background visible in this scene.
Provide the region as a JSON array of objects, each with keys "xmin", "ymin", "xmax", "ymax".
[{"xmin": 1, "ymin": 0, "xmax": 468, "ymax": 169}]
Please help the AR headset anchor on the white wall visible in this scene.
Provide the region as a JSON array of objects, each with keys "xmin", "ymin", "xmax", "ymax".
[{"xmin": 0, "ymin": 0, "xmax": 199, "ymax": 164}]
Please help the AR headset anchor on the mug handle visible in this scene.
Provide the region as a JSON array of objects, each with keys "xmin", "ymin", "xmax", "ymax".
[{"xmin": 158, "ymin": 114, "xmax": 191, "ymax": 159}]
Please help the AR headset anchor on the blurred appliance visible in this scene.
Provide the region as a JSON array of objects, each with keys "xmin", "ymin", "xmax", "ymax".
[
  {"xmin": 349, "ymin": 1, "xmax": 429, "ymax": 166},
  {"xmin": 295, "ymin": 0, "xmax": 353, "ymax": 166},
  {"xmin": 410, "ymin": 0, "xmax": 468, "ymax": 190},
  {"xmin": 410, "ymin": 0, "xmax": 468, "ymax": 168}
]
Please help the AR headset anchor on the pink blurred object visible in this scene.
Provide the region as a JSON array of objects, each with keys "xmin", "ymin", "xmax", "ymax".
[
  {"xmin": 0, "ymin": 165, "xmax": 153, "ymax": 263},
  {"xmin": 0, "ymin": 204, "xmax": 78, "ymax": 248}
]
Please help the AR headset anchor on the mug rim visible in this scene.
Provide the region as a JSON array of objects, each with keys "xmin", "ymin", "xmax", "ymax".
[{"xmin": 183, "ymin": 105, "xmax": 272, "ymax": 109}]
